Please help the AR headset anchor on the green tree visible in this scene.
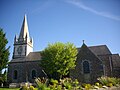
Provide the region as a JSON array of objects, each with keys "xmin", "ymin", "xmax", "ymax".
[
  {"xmin": 40, "ymin": 42, "xmax": 77, "ymax": 79},
  {"xmin": 0, "ymin": 28, "xmax": 10, "ymax": 86}
]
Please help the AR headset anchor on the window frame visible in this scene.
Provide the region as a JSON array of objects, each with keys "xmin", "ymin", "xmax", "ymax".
[
  {"xmin": 31, "ymin": 69, "xmax": 37, "ymax": 79},
  {"xmin": 13, "ymin": 70, "xmax": 18, "ymax": 80},
  {"xmin": 82, "ymin": 60, "xmax": 91, "ymax": 74}
]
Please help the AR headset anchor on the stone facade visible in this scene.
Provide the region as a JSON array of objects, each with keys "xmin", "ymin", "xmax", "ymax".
[
  {"xmin": 7, "ymin": 15, "xmax": 120, "ymax": 84},
  {"xmin": 8, "ymin": 60, "xmax": 44, "ymax": 83},
  {"xmin": 7, "ymin": 15, "xmax": 43, "ymax": 84},
  {"xmin": 112, "ymin": 54, "xmax": 120, "ymax": 78},
  {"xmin": 70, "ymin": 43, "xmax": 120, "ymax": 84},
  {"xmin": 70, "ymin": 44, "xmax": 103, "ymax": 83}
]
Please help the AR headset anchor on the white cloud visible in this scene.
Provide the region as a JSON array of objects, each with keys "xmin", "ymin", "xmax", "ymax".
[
  {"xmin": 66, "ymin": 0, "xmax": 120, "ymax": 21},
  {"xmin": 31, "ymin": 1, "xmax": 52, "ymax": 14}
]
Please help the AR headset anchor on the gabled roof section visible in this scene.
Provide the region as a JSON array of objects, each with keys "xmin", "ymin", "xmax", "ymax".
[
  {"xmin": 10, "ymin": 51, "xmax": 41, "ymax": 63},
  {"xmin": 112, "ymin": 54, "xmax": 120, "ymax": 68},
  {"xmin": 26, "ymin": 52, "xmax": 41, "ymax": 61},
  {"xmin": 77, "ymin": 45, "xmax": 112, "ymax": 56},
  {"xmin": 88, "ymin": 45, "xmax": 112, "ymax": 55},
  {"xmin": 19, "ymin": 14, "xmax": 30, "ymax": 39},
  {"xmin": 77, "ymin": 43, "xmax": 102, "ymax": 62}
]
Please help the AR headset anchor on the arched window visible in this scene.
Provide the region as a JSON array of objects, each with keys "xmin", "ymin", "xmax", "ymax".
[
  {"xmin": 32, "ymin": 70, "xmax": 36, "ymax": 79},
  {"xmin": 14, "ymin": 70, "xmax": 18, "ymax": 79},
  {"xmin": 100, "ymin": 64, "xmax": 103, "ymax": 70},
  {"xmin": 83, "ymin": 61, "xmax": 90, "ymax": 74}
]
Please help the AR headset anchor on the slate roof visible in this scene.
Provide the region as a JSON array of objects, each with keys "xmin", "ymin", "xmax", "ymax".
[
  {"xmin": 112, "ymin": 54, "xmax": 120, "ymax": 68},
  {"xmin": 10, "ymin": 58, "xmax": 26, "ymax": 62},
  {"xmin": 26, "ymin": 52, "xmax": 41, "ymax": 61},
  {"xmin": 77, "ymin": 45, "xmax": 112, "ymax": 56},
  {"xmin": 88, "ymin": 45, "xmax": 112, "ymax": 55},
  {"xmin": 10, "ymin": 51, "xmax": 41, "ymax": 63}
]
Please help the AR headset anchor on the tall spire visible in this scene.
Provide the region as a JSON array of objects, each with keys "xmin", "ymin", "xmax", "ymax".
[
  {"xmin": 19, "ymin": 14, "xmax": 30, "ymax": 39},
  {"xmin": 13, "ymin": 15, "xmax": 33, "ymax": 59}
]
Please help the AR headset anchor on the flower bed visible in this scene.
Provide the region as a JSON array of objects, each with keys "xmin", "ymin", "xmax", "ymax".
[{"xmin": 34, "ymin": 77, "xmax": 120, "ymax": 90}]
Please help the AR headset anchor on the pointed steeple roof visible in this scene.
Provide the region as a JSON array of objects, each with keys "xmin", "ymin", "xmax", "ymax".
[{"xmin": 19, "ymin": 14, "xmax": 30, "ymax": 39}]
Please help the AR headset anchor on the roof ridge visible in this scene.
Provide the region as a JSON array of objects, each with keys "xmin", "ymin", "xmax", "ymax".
[
  {"xmin": 30, "ymin": 51, "xmax": 41, "ymax": 53},
  {"xmin": 88, "ymin": 45, "xmax": 106, "ymax": 48},
  {"xmin": 112, "ymin": 54, "xmax": 119, "ymax": 55}
]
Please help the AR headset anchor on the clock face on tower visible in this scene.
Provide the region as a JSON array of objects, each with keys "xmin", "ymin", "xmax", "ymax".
[{"xmin": 17, "ymin": 46, "xmax": 23, "ymax": 55}]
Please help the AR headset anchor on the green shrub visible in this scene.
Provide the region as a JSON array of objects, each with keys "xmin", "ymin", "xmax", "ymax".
[
  {"xmin": 29, "ymin": 86, "xmax": 35, "ymax": 90},
  {"xmin": 56, "ymin": 85, "xmax": 62, "ymax": 90},
  {"xmin": 95, "ymin": 82, "xmax": 99, "ymax": 86},
  {"xmin": 49, "ymin": 84, "xmax": 62, "ymax": 90},
  {"xmin": 73, "ymin": 79, "xmax": 79, "ymax": 85},
  {"xmin": 59, "ymin": 78, "xmax": 82, "ymax": 90},
  {"xmin": 94, "ymin": 82, "xmax": 102, "ymax": 88},
  {"xmin": 107, "ymin": 83, "xmax": 113, "ymax": 87},
  {"xmin": 97, "ymin": 76, "xmax": 120, "ymax": 86},
  {"xmin": 84, "ymin": 84, "xmax": 92, "ymax": 90},
  {"xmin": 50, "ymin": 79, "xmax": 58, "ymax": 85},
  {"xmin": 97, "ymin": 76, "xmax": 109, "ymax": 86},
  {"xmin": 20, "ymin": 86, "xmax": 28, "ymax": 90},
  {"xmin": 35, "ymin": 78, "xmax": 50, "ymax": 90}
]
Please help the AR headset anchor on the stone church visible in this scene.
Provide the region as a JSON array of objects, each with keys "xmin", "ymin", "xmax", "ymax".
[{"xmin": 7, "ymin": 15, "xmax": 120, "ymax": 85}]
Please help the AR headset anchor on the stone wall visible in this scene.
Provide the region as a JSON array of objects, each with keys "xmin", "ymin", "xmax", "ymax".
[
  {"xmin": 7, "ymin": 60, "xmax": 45, "ymax": 84},
  {"xmin": 70, "ymin": 44, "xmax": 103, "ymax": 84},
  {"xmin": 98, "ymin": 55, "xmax": 112, "ymax": 77}
]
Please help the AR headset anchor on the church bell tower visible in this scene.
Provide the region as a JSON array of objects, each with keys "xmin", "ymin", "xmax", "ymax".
[{"xmin": 13, "ymin": 15, "xmax": 33, "ymax": 59}]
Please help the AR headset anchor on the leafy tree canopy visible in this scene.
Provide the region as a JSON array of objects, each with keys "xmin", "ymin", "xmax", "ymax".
[{"xmin": 40, "ymin": 42, "xmax": 78, "ymax": 79}]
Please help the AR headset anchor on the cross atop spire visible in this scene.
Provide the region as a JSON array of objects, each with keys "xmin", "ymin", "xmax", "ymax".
[
  {"xmin": 83, "ymin": 40, "xmax": 85, "ymax": 44},
  {"xmin": 19, "ymin": 14, "xmax": 30, "ymax": 39}
]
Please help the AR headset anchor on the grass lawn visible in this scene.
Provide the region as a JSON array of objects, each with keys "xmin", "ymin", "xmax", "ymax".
[
  {"xmin": 0, "ymin": 88, "xmax": 38, "ymax": 90},
  {"xmin": 0, "ymin": 88, "xmax": 19, "ymax": 90}
]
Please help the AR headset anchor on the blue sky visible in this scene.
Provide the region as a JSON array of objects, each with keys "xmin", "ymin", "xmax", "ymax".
[{"xmin": 0, "ymin": 0, "xmax": 120, "ymax": 59}]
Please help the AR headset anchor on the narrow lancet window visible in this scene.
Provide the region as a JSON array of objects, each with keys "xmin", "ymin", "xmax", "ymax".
[
  {"xmin": 14, "ymin": 70, "xmax": 18, "ymax": 79},
  {"xmin": 32, "ymin": 70, "xmax": 36, "ymax": 79},
  {"xmin": 83, "ymin": 61, "xmax": 90, "ymax": 74}
]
